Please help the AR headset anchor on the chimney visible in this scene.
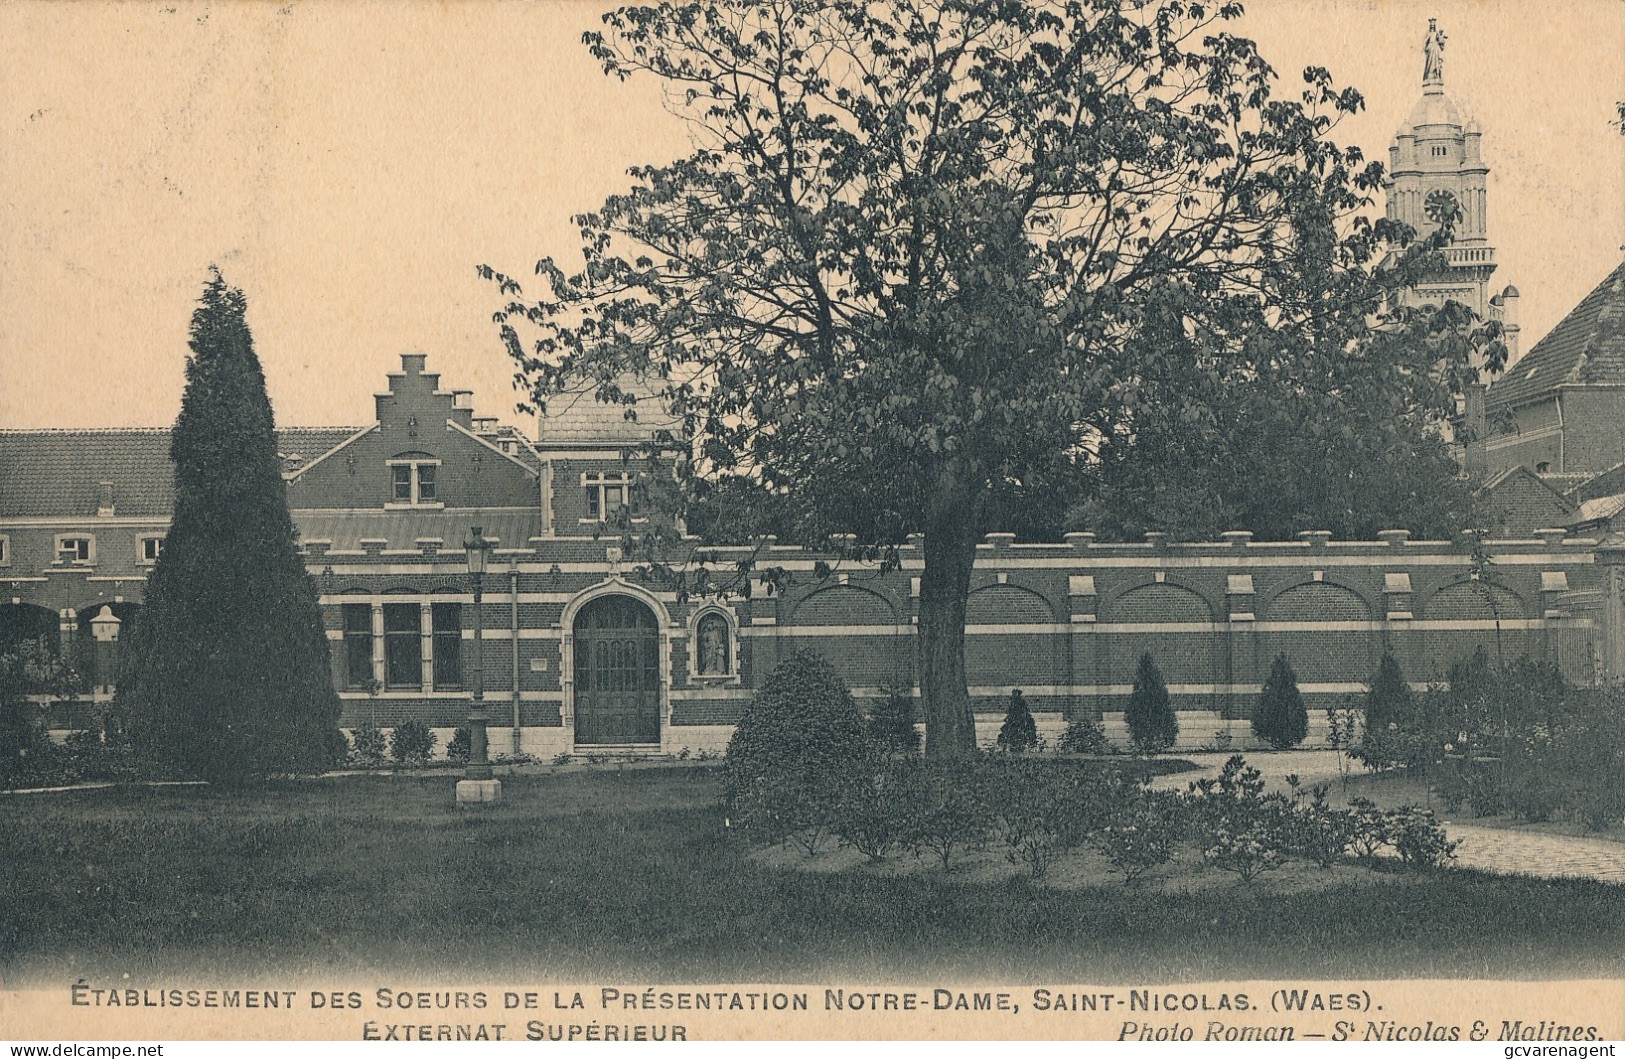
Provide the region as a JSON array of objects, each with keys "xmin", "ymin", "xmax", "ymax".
[
  {"xmin": 1462, "ymin": 383, "xmax": 1488, "ymax": 480},
  {"xmin": 98, "ymin": 481, "xmax": 115, "ymax": 517}
]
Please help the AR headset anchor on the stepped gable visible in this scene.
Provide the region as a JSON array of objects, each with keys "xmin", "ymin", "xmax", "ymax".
[
  {"xmin": 0, "ymin": 426, "xmax": 357, "ymax": 519},
  {"xmin": 1487, "ymin": 262, "xmax": 1625, "ymax": 410}
]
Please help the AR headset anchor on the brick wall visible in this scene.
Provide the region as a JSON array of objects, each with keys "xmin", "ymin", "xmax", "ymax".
[{"xmin": 290, "ymin": 529, "xmax": 1603, "ymax": 750}]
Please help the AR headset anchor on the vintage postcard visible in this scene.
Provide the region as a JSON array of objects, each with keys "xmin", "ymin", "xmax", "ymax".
[{"xmin": 2, "ymin": 0, "xmax": 1623, "ymax": 1044}]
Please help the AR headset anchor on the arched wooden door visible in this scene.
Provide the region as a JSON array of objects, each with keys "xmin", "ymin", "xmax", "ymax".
[{"xmin": 572, "ymin": 595, "xmax": 661, "ymax": 745}]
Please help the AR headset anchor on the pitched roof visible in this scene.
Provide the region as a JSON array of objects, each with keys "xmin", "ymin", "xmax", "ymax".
[
  {"xmin": 535, "ymin": 377, "xmax": 684, "ymax": 447},
  {"xmin": 1487, "ymin": 261, "xmax": 1625, "ymax": 409},
  {"xmin": 293, "ymin": 508, "xmax": 542, "ymax": 553},
  {"xmin": 277, "ymin": 427, "xmax": 368, "ymax": 477},
  {"xmin": 0, "ymin": 427, "xmax": 359, "ymax": 519},
  {"xmin": 1573, "ymin": 492, "xmax": 1625, "ymax": 527}
]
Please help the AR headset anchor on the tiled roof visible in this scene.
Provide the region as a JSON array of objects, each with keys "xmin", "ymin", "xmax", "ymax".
[
  {"xmin": 293, "ymin": 508, "xmax": 542, "ymax": 553},
  {"xmin": 0, "ymin": 429, "xmax": 175, "ymax": 519},
  {"xmin": 276, "ymin": 428, "xmax": 365, "ymax": 475},
  {"xmin": 1573, "ymin": 492, "xmax": 1625, "ymax": 527},
  {"xmin": 1537, "ymin": 472, "xmax": 1596, "ymax": 500},
  {"xmin": 535, "ymin": 377, "xmax": 684, "ymax": 447},
  {"xmin": 1488, "ymin": 262, "xmax": 1625, "ymax": 410},
  {"xmin": 0, "ymin": 427, "xmax": 359, "ymax": 519}
]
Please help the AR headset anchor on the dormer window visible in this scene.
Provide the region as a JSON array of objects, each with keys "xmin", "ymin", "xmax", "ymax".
[
  {"xmin": 387, "ymin": 453, "xmax": 442, "ymax": 508},
  {"xmin": 56, "ymin": 535, "xmax": 95, "ymax": 564}
]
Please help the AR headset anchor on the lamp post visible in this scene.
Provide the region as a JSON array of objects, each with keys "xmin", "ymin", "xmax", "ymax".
[
  {"xmin": 88, "ymin": 605, "xmax": 121, "ymax": 699},
  {"xmin": 456, "ymin": 526, "xmax": 501, "ymax": 805}
]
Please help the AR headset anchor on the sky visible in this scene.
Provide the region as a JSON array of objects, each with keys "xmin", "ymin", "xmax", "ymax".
[{"xmin": 1, "ymin": 0, "xmax": 1621, "ymax": 433}]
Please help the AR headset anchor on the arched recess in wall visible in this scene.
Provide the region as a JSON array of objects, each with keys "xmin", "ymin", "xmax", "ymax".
[
  {"xmin": 688, "ymin": 603, "xmax": 740, "ymax": 683},
  {"xmin": 0, "ymin": 601, "xmax": 61, "ymax": 655},
  {"xmin": 1100, "ymin": 582, "xmax": 1218, "ymax": 707},
  {"xmin": 787, "ymin": 583, "xmax": 908, "ymax": 689},
  {"xmin": 965, "ymin": 583, "xmax": 1063, "ymax": 690},
  {"xmin": 1263, "ymin": 581, "xmax": 1374, "ymax": 685},
  {"xmin": 1422, "ymin": 578, "xmax": 1531, "ymax": 676},
  {"xmin": 1425, "ymin": 578, "xmax": 1526, "ymax": 620}
]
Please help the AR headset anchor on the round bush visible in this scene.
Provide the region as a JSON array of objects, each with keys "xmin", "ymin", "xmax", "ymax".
[
  {"xmin": 389, "ymin": 720, "xmax": 436, "ymax": 765},
  {"xmin": 723, "ymin": 652, "xmax": 869, "ymax": 844}
]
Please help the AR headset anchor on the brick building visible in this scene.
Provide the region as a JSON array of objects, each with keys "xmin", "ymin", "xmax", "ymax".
[
  {"xmin": 6, "ymin": 20, "xmax": 1625, "ymax": 754},
  {"xmin": 5, "ymin": 351, "xmax": 1621, "ymax": 754}
]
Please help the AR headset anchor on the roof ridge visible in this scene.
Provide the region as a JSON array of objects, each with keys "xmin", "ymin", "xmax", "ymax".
[
  {"xmin": 1487, "ymin": 260, "xmax": 1625, "ymax": 409},
  {"xmin": 0, "ymin": 425, "xmax": 365, "ymax": 435},
  {"xmin": 0, "ymin": 426, "xmax": 172, "ymax": 435}
]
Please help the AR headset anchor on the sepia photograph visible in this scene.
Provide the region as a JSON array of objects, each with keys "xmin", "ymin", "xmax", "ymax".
[{"xmin": 2, "ymin": 0, "xmax": 1623, "ymax": 1043}]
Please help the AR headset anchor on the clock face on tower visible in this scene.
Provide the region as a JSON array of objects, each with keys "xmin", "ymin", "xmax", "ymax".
[{"xmin": 1425, "ymin": 188, "xmax": 1460, "ymax": 226}]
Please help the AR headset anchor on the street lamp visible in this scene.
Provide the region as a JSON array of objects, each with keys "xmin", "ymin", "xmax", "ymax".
[
  {"xmin": 456, "ymin": 526, "xmax": 501, "ymax": 805},
  {"xmin": 88, "ymin": 605, "xmax": 121, "ymax": 699}
]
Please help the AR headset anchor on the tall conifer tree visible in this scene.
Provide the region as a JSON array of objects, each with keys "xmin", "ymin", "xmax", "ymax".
[{"xmin": 123, "ymin": 270, "xmax": 343, "ymax": 781}]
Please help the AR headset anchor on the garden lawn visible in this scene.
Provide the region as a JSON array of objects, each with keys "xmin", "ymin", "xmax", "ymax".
[{"xmin": 3, "ymin": 765, "xmax": 1623, "ymax": 984}]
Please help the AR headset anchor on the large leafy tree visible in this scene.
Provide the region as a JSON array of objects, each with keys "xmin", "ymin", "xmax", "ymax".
[
  {"xmin": 1068, "ymin": 267, "xmax": 1492, "ymax": 542},
  {"xmin": 123, "ymin": 271, "xmax": 344, "ymax": 782},
  {"xmin": 487, "ymin": 0, "xmax": 1493, "ymax": 756}
]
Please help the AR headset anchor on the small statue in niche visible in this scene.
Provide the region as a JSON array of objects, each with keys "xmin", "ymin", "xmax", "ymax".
[{"xmin": 697, "ymin": 613, "xmax": 730, "ymax": 676}]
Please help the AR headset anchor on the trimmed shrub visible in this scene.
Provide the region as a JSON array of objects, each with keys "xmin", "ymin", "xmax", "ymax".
[
  {"xmin": 1356, "ymin": 652, "xmax": 1412, "ymax": 767},
  {"xmin": 349, "ymin": 722, "xmax": 387, "ymax": 767},
  {"xmin": 1253, "ymin": 654, "xmax": 1308, "ymax": 749},
  {"xmin": 723, "ymin": 652, "xmax": 869, "ymax": 850},
  {"xmin": 1124, "ymin": 652, "xmax": 1177, "ymax": 755},
  {"xmin": 121, "ymin": 272, "xmax": 343, "ymax": 783},
  {"xmin": 389, "ymin": 721, "xmax": 435, "ymax": 765},
  {"xmin": 1057, "ymin": 714, "xmax": 1111, "ymax": 755},
  {"xmin": 996, "ymin": 689, "xmax": 1038, "ymax": 753},
  {"xmin": 445, "ymin": 726, "xmax": 472, "ymax": 764},
  {"xmin": 867, "ymin": 686, "xmax": 921, "ymax": 755}
]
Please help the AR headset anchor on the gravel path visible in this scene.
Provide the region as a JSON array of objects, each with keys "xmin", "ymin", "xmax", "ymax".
[{"xmin": 1165, "ymin": 750, "xmax": 1625, "ymax": 885}]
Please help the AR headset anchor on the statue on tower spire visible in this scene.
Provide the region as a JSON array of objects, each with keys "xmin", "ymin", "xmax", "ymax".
[{"xmin": 1423, "ymin": 18, "xmax": 1447, "ymax": 86}]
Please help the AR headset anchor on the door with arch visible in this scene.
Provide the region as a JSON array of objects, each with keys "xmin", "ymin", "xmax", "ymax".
[{"xmin": 572, "ymin": 594, "xmax": 662, "ymax": 745}]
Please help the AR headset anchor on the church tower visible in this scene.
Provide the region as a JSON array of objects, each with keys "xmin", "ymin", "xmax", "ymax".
[{"xmin": 1384, "ymin": 19, "xmax": 1504, "ymax": 325}]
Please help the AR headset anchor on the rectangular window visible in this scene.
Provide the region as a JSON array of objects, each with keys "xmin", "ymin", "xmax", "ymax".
[
  {"xmin": 0, "ymin": 535, "xmax": 9, "ymax": 566},
  {"xmin": 140, "ymin": 536, "xmax": 164, "ymax": 562},
  {"xmin": 389, "ymin": 461, "xmax": 441, "ymax": 505},
  {"xmin": 432, "ymin": 602, "xmax": 463, "ymax": 690},
  {"xmin": 342, "ymin": 604, "xmax": 374, "ymax": 689},
  {"xmin": 56, "ymin": 536, "xmax": 94, "ymax": 564},
  {"xmin": 382, "ymin": 603, "xmax": 422, "ymax": 688},
  {"xmin": 583, "ymin": 474, "xmax": 638, "ymax": 521}
]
